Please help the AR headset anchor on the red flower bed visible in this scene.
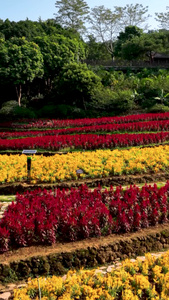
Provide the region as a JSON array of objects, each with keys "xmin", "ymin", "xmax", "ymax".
[
  {"xmin": 1, "ymin": 119, "xmax": 169, "ymax": 139},
  {"xmin": 1, "ymin": 112, "xmax": 169, "ymax": 130},
  {"xmin": 0, "ymin": 183, "xmax": 169, "ymax": 253},
  {"xmin": 0, "ymin": 132, "xmax": 169, "ymax": 151}
]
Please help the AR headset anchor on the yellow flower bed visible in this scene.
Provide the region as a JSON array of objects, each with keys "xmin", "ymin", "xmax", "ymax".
[
  {"xmin": 13, "ymin": 250, "xmax": 169, "ymax": 300},
  {"xmin": 1, "ymin": 145, "xmax": 169, "ymax": 183}
]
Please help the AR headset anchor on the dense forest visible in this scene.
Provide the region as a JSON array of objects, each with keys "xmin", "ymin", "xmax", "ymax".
[{"xmin": 1, "ymin": 1, "xmax": 169, "ymax": 119}]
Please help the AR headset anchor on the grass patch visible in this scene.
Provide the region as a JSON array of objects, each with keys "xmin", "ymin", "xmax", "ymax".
[{"xmin": 0, "ymin": 195, "xmax": 15, "ymax": 202}]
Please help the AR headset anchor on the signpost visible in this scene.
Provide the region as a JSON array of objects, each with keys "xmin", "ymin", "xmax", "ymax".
[
  {"xmin": 22, "ymin": 150, "xmax": 37, "ymax": 182},
  {"xmin": 22, "ymin": 150, "xmax": 37, "ymax": 155},
  {"xmin": 76, "ymin": 169, "xmax": 84, "ymax": 179}
]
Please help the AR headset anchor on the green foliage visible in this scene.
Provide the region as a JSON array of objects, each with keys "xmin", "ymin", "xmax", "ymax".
[
  {"xmin": 0, "ymin": 100, "xmax": 37, "ymax": 119},
  {"xmin": 34, "ymin": 34, "xmax": 86, "ymax": 80},
  {"xmin": 114, "ymin": 4, "xmax": 150, "ymax": 30},
  {"xmin": 0, "ymin": 19, "xmax": 44, "ymax": 41},
  {"xmin": 147, "ymin": 104, "xmax": 169, "ymax": 113},
  {"xmin": 55, "ymin": 0, "xmax": 89, "ymax": 34},
  {"xmin": 57, "ymin": 62, "xmax": 102, "ymax": 108},
  {"xmin": 116, "ymin": 31, "xmax": 169, "ymax": 62},
  {"xmin": 37, "ymin": 104, "xmax": 73, "ymax": 118},
  {"xmin": 155, "ymin": 9, "xmax": 169, "ymax": 29},
  {"xmin": 114, "ymin": 25, "xmax": 143, "ymax": 58},
  {"xmin": 37, "ymin": 105, "xmax": 60, "ymax": 118},
  {"xmin": 89, "ymin": 5, "xmax": 120, "ymax": 57},
  {"xmin": 95, "ymin": 70, "xmax": 118, "ymax": 88},
  {"xmin": 69, "ymin": 107, "xmax": 87, "ymax": 118},
  {"xmin": 13, "ymin": 106, "xmax": 37, "ymax": 118},
  {"xmin": 90, "ymin": 86, "xmax": 135, "ymax": 113},
  {"xmin": 0, "ymin": 100, "xmax": 18, "ymax": 119},
  {"xmin": 1, "ymin": 100, "xmax": 18, "ymax": 108},
  {"xmin": 112, "ymin": 89, "xmax": 135, "ymax": 112},
  {"xmin": 0, "ymin": 37, "xmax": 44, "ymax": 106},
  {"xmin": 89, "ymin": 3, "xmax": 150, "ymax": 57},
  {"xmin": 86, "ymin": 35, "xmax": 112, "ymax": 61}
]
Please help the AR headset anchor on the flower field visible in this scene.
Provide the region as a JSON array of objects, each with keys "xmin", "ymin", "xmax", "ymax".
[
  {"xmin": 0, "ymin": 132, "xmax": 169, "ymax": 151},
  {"xmin": 2, "ymin": 119, "xmax": 169, "ymax": 139},
  {"xmin": 2, "ymin": 114, "xmax": 169, "ymax": 153},
  {"xmin": 2, "ymin": 112, "xmax": 169, "ymax": 296},
  {"xmin": 2, "ymin": 112, "xmax": 169, "ymax": 130},
  {"xmin": 0, "ymin": 182, "xmax": 169, "ymax": 252},
  {"xmin": 13, "ymin": 250, "xmax": 169, "ymax": 300},
  {"xmin": 1, "ymin": 145, "xmax": 169, "ymax": 183}
]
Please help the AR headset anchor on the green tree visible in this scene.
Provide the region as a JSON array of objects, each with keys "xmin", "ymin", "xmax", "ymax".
[
  {"xmin": 54, "ymin": 0, "xmax": 89, "ymax": 34},
  {"xmin": 116, "ymin": 31, "xmax": 169, "ymax": 62},
  {"xmin": 57, "ymin": 62, "xmax": 102, "ymax": 109},
  {"xmin": 89, "ymin": 6, "xmax": 120, "ymax": 57},
  {"xmin": 113, "ymin": 26, "xmax": 143, "ymax": 58},
  {"xmin": 0, "ymin": 37, "xmax": 44, "ymax": 106},
  {"xmin": 114, "ymin": 4, "xmax": 150, "ymax": 31},
  {"xmin": 0, "ymin": 18, "xmax": 45, "ymax": 41},
  {"xmin": 86, "ymin": 35, "xmax": 112, "ymax": 61},
  {"xmin": 34, "ymin": 34, "xmax": 86, "ymax": 90},
  {"xmin": 89, "ymin": 4, "xmax": 150, "ymax": 58},
  {"xmin": 155, "ymin": 7, "xmax": 169, "ymax": 29}
]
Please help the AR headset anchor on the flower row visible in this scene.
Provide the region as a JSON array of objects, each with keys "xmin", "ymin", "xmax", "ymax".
[
  {"xmin": 1, "ymin": 145, "xmax": 169, "ymax": 183},
  {"xmin": 2, "ymin": 119, "xmax": 169, "ymax": 139},
  {"xmin": 1, "ymin": 112, "xmax": 169, "ymax": 129},
  {"xmin": 1, "ymin": 182, "xmax": 169, "ymax": 252},
  {"xmin": 14, "ymin": 250, "xmax": 169, "ymax": 300},
  {"xmin": 1, "ymin": 131, "xmax": 169, "ymax": 151}
]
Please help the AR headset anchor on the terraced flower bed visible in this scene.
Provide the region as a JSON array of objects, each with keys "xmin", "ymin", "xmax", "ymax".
[
  {"xmin": 1, "ymin": 112, "xmax": 169, "ymax": 291},
  {"xmin": 0, "ymin": 182, "xmax": 169, "ymax": 253},
  {"xmin": 1, "ymin": 132, "xmax": 169, "ymax": 151},
  {"xmin": 2, "ymin": 119, "xmax": 169, "ymax": 139},
  {"xmin": 1, "ymin": 112, "xmax": 169, "ymax": 130},
  {"xmin": 1, "ymin": 145, "xmax": 169, "ymax": 183},
  {"xmin": 13, "ymin": 250, "xmax": 169, "ymax": 300}
]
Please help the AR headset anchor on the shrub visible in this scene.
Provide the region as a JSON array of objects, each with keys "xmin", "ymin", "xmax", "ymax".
[
  {"xmin": 147, "ymin": 104, "xmax": 169, "ymax": 113},
  {"xmin": 13, "ymin": 106, "xmax": 36, "ymax": 118},
  {"xmin": 37, "ymin": 104, "xmax": 74, "ymax": 118},
  {"xmin": 0, "ymin": 100, "xmax": 18, "ymax": 119},
  {"xmin": 113, "ymin": 89, "xmax": 135, "ymax": 112}
]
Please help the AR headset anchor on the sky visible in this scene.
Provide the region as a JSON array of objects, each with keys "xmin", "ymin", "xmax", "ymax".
[{"xmin": 0, "ymin": 0, "xmax": 169, "ymax": 30}]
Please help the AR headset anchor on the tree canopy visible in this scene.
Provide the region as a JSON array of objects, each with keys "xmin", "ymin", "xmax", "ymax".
[
  {"xmin": 115, "ymin": 31, "xmax": 169, "ymax": 62},
  {"xmin": 54, "ymin": 0, "xmax": 89, "ymax": 34},
  {"xmin": 0, "ymin": 37, "xmax": 44, "ymax": 106},
  {"xmin": 155, "ymin": 7, "xmax": 169, "ymax": 30}
]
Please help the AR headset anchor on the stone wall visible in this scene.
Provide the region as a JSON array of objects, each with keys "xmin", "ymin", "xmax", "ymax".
[{"xmin": 0, "ymin": 226, "xmax": 169, "ymax": 283}]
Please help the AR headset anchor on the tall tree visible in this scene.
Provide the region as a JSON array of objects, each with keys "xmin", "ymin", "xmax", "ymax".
[
  {"xmin": 34, "ymin": 34, "xmax": 86, "ymax": 91},
  {"xmin": 114, "ymin": 4, "xmax": 150, "ymax": 31},
  {"xmin": 57, "ymin": 62, "xmax": 102, "ymax": 109},
  {"xmin": 0, "ymin": 19, "xmax": 45, "ymax": 41},
  {"xmin": 0, "ymin": 37, "xmax": 44, "ymax": 106},
  {"xmin": 114, "ymin": 26, "xmax": 143, "ymax": 58},
  {"xmin": 86, "ymin": 35, "xmax": 112, "ymax": 61},
  {"xmin": 89, "ymin": 6, "xmax": 121, "ymax": 57},
  {"xmin": 89, "ymin": 4, "xmax": 150, "ymax": 57},
  {"xmin": 54, "ymin": 0, "xmax": 89, "ymax": 34},
  {"xmin": 155, "ymin": 7, "xmax": 169, "ymax": 29},
  {"xmin": 117, "ymin": 31, "xmax": 169, "ymax": 63}
]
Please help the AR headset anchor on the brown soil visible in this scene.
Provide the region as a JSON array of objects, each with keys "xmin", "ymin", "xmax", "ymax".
[
  {"xmin": 0, "ymin": 171, "xmax": 169, "ymax": 195},
  {"xmin": 0, "ymin": 223, "xmax": 169, "ymax": 265}
]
